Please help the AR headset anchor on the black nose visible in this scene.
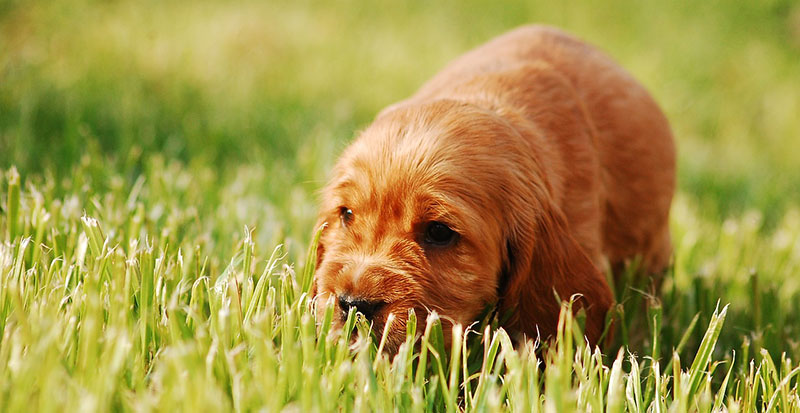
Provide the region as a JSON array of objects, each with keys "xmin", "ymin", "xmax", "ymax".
[{"xmin": 338, "ymin": 295, "xmax": 384, "ymax": 321}]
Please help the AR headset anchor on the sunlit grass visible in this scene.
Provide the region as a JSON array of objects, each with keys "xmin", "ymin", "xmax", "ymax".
[{"xmin": 2, "ymin": 161, "xmax": 800, "ymax": 411}]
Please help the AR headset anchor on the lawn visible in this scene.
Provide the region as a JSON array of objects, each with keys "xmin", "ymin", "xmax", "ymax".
[{"xmin": 1, "ymin": 0, "xmax": 800, "ymax": 411}]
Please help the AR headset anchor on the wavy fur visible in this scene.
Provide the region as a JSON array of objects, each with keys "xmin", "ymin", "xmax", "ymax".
[{"xmin": 313, "ymin": 25, "xmax": 675, "ymax": 353}]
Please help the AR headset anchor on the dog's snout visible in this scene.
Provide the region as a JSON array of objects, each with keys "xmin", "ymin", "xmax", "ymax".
[{"xmin": 338, "ymin": 295, "xmax": 384, "ymax": 321}]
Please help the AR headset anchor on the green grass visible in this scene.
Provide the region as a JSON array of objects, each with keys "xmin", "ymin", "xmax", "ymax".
[{"xmin": 2, "ymin": 0, "xmax": 800, "ymax": 411}]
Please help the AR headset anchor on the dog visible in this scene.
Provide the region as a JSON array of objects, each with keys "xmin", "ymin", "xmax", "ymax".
[{"xmin": 312, "ymin": 25, "xmax": 675, "ymax": 354}]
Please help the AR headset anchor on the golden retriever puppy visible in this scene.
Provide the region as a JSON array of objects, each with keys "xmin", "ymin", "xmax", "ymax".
[{"xmin": 312, "ymin": 25, "xmax": 675, "ymax": 353}]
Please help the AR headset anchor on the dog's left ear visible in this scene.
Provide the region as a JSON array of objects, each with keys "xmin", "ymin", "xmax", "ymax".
[{"xmin": 498, "ymin": 201, "xmax": 613, "ymax": 346}]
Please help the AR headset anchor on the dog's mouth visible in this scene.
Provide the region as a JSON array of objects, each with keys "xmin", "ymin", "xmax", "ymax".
[
  {"xmin": 316, "ymin": 291, "xmax": 447, "ymax": 355},
  {"xmin": 334, "ymin": 302, "xmax": 426, "ymax": 354}
]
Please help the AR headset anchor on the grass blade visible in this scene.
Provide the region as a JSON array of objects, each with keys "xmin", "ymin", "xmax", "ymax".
[{"xmin": 686, "ymin": 303, "xmax": 729, "ymax": 401}]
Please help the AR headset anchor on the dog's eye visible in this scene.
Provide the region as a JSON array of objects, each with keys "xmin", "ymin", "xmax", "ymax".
[
  {"xmin": 339, "ymin": 207, "xmax": 354, "ymax": 227},
  {"xmin": 424, "ymin": 221, "xmax": 457, "ymax": 246}
]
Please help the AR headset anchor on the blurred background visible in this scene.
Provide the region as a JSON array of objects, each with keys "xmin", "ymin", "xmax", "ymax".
[
  {"xmin": 2, "ymin": 0, "xmax": 800, "ymax": 358},
  {"xmin": 3, "ymin": 0, "xmax": 800, "ymax": 222}
]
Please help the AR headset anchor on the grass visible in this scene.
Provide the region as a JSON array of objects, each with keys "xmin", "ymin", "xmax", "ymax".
[{"xmin": 2, "ymin": 0, "xmax": 800, "ymax": 411}]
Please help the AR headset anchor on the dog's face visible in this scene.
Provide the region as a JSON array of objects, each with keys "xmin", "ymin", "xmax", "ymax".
[
  {"xmin": 313, "ymin": 100, "xmax": 612, "ymax": 353},
  {"xmin": 314, "ymin": 101, "xmax": 511, "ymax": 352}
]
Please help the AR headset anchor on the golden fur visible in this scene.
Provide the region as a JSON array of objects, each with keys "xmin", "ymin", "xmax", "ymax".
[{"xmin": 312, "ymin": 25, "xmax": 675, "ymax": 353}]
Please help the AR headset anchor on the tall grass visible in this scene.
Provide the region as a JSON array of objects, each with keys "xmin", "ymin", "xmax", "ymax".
[{"xmin": 2, "ymin": 163, "xmax": 799, "ymax": 411}]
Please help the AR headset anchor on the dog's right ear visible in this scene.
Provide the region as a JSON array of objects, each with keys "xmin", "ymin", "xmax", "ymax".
[{"xmin": 498, "ymin": 200, "xmax": 613, "ymax": 347}]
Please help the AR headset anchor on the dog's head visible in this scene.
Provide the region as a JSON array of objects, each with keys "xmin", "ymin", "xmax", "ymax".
[{"xmin": 313, "ymin": 99, "xmax": 612, "ymax": 353}]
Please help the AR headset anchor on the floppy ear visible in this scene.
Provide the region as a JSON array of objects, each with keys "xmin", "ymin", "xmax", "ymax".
[{"xmin": 498, "ymin": 203, "xmax": 613, "ymax": 347}]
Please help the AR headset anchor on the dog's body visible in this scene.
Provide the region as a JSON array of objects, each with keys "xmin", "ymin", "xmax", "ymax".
[{"xmin": 313, "ymin": 25, "xmax": 675, "ymax": 352}]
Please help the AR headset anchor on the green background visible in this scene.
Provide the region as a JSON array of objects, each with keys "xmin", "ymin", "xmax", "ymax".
[{"xmin": 4, "ymin": 0, "xmax": 799, "ymax": 222}]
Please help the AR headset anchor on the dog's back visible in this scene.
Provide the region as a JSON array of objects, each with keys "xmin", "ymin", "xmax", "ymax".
[{"xmin": 384, "ymin": 25, "xmax": 675, "ymax": 275}]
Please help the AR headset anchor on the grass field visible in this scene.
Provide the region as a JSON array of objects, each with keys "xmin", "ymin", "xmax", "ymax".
[{"xmin": 2, "ymin": 0, "xmax": 800, "ymax": 411}]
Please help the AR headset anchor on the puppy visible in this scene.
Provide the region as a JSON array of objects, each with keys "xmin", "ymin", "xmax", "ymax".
[{"xmin": 312, "ymin": 25, "xmax": 675, "ymax": 353}]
